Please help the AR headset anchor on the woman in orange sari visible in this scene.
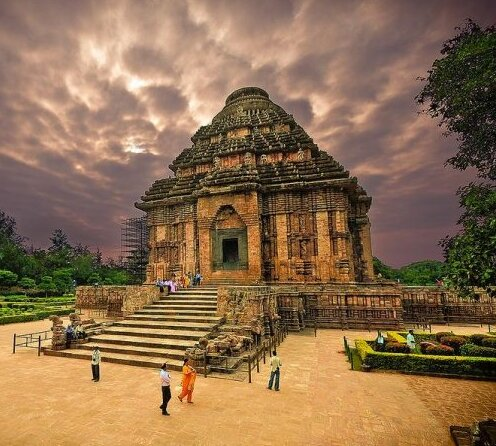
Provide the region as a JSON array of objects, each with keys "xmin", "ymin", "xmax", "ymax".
[{"xmin": 178, "ymin": 358, "xmax": 196, "ymax": 403}]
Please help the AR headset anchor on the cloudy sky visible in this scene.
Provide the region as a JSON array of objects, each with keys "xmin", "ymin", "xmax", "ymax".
[{"xmin": 0, "ymin": 0, "xmax": 494, "ymax": 267}]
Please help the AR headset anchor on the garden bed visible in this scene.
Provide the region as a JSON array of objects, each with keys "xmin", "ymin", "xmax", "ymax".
[
  {"xmin": 354, "ymin": 331, "xmax": 496, "ymax": 379},
  {"xmin": 0, "ymin": 294, "xmax": 75, "ymax": 325}
]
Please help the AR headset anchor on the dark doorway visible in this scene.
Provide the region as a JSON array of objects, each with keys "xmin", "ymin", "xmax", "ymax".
[{"xmin": 222, "ymin": 238, "xmax": 239, "ymax": 263}]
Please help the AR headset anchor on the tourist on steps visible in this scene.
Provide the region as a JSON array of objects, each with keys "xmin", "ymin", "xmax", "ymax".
[
  {"xmin": 178, "ymin": 358, "xmax": 196, "ymax": 403},
  {"xmin": 267, "ymin": 350, "xmax": 282, "ymax": 391},
  {"xmin": 159, "ymin": 363, "xmax": 171, "ymax": 416},
  {"xmin": 91, "ymin": 346, "xmax": 100, "ymax": 382}
]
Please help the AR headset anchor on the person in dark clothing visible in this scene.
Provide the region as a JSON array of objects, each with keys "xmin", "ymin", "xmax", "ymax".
[
  {"xmin": 91, "ymin": 346, "xmax": 100, "ymax": 382},
  {"xmin": 159, "ymin": 363, "xmax": 171, "ymax": 416}
]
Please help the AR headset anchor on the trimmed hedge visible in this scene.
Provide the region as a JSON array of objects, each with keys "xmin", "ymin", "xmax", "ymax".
[
  {"xmin": 387, "ymin": 332, "xmax": 407, "ymax": 343},
  {"xmin": 440, "ymin": 336, "xmax": 467, "ymax": 354},
  {"xmin": 385, "ymin": 342, "xmax": 411, "ymax": 353},
  {"xmin": 461, "ymin": 343, "xmax": 496, "ymax": 358},
  {"xmin": 481, "ymin": 337, "xmax": 496, "ymax": 349},
  {"xmin": 435, "ymin": 331, "xmax": 454, "ymax": 342},
  {"xmin": 425, "ymin": 344, "xmax": 455, "ymax": 356},
  {"xmin": 355, "ymin": 339, "xmax": 496, "ymax": 377},
  {"xmin": 0, "ymin": 309, "xmax": 73, "ymax": 325}
]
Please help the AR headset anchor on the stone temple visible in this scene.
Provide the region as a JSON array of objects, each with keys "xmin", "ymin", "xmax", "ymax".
[{"xmin": 136, "ymin": 87, "xmax": 374, "ymax": 285}]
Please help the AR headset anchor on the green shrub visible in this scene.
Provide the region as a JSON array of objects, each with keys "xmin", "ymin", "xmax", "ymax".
[
  {"xmin": 481, "ymin": 337, "xmax": 496, "ymax": 349},
  {"xmin": 469, "ymin": 334, "xmax": 490, "ymax": 346},
  {"xmin": 0, "ymin": 308, "xmax": 73, "ymax": 325},
  {"xmin": 425, "ymin": 344, "xmax": 455, "ymax": 356},
  {"xmin": 435, "ymin": 331, "xmax": 454, "ymax": 342},
  {"xmin": 354, "ymin": 339, "xmax": 496, "ymax": 377},
  {"xmin": 440, "ymin": 336, "xmax": 467, "ymax": 353},
  {"xmin": 420, "ymin": 341, "xmax": 437, "ymax": 353},
  {"xmin": 461, "ymin": 343, "xmax": 496, "ymax": 358},
  {"xmin": 385, "ymin": 342, "xmax": 411, "ymax": 353},
  {"xmin": 387, "ymin": 332, "xmax": 407, "ymax": 343}
]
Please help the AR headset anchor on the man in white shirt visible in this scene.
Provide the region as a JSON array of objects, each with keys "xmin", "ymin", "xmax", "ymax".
[
  {"xmin": 267, "ymin": 350, "xmax": 282, "ymax": 391},
  {"xmin": 91, "ymin": 346, "xmax": 100, "ymax": 382},
  {"xmin": 159, "ymin": 363, "xmax": 171, "ymax": 416}
]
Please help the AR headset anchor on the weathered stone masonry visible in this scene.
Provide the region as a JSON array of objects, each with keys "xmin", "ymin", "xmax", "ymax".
[{"xmin": 136, "ymin": 87, "xmax": 373, "ymax": 285}]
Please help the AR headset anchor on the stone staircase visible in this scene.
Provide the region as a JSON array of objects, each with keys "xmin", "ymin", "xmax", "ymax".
[{"xmin": 44, "ymin": 288, "xmax": 221, "ymax": 371}]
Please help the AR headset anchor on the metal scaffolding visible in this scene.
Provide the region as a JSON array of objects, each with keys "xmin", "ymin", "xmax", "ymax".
[{"xmin": 121, "ymin": 216, "xmax": 148, "ymax": 283}]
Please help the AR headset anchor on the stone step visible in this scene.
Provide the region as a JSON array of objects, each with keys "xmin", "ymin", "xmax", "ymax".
[
  {"xmin": 149, "ymin": 299, "xmax": 217, "ymax": 306},
  {"xmin": 132, "ymin": 309, "xmax": 217, "ymax": 317},
  {"xmin": 173, "ymin": 289, "xmax": 217, "ymax": 294},
  {"xmin": 44, "ymin": 348, "xmax": 184, "ymax": 371},
  {"xmin": 126, "ymin": 314, "xmax": 222, "ymax": 323},
  {"xmin": 155, "ymin": 295, "xmax": 218, "ymax": 302},
  {"xmin": 88, "ymin": 334, "xmax": 196, "ymax": 350},
  {"xmin": 75, "ymin": 342, "xmax": 187, "ymax": 360},
  {"xmin": 102, "ymin": 326, "xmax": 211, "ymax": 340},
  {"xmin": 113, "ymin": 320, "xmax": 219, "ymax": 331},
  {"xmin": 139, "ymin": 304, "xmax": 217, "ymax": 311}
]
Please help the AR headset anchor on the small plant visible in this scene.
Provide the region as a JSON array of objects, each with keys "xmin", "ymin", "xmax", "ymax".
[
  {"xmin": 420, "ymin": 341, "xmax": 437, "ymax": 354},
  {"xmin": 440, "ymin": 336, "xmax": 467, "ymax": 354},
  {"xmin": 435, "ymin": 331, "xmax": 453, "ymax": 342},
  {"xmin": 481, "ymin": 337, "xmax": 496, "ymax": 349},
  {"xmin": 425, "ymin": 344, "xmax": 455, "ymax": 356},
  {"xmin": 385, "ymin": 342, "xmax": 411, "ymax": 353},
  {"xmin": 468, "ymin": 334, "xmax": 490, "ymax": 346},
  {"xmin": 461, "ymin": 343, "xmax": 496, "ymax": 358}
]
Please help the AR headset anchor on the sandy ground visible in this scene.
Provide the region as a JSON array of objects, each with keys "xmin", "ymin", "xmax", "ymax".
[{"xmin": 0, "ymin": 318, "xmax": 494, "ymax": 446}]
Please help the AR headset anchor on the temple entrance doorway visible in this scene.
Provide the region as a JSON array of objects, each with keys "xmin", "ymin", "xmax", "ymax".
[{"xmin": 222, "ymin": 238, "xmax": 239, "ymax": 264}]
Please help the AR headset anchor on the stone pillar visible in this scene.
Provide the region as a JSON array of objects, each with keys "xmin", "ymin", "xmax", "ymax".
[
  {"xmin": 315, "ymin": 211, "xmax": 331, "ymax": 282},
  {"xmin": 359, "ymin": 220, "xmax": 374, "ymax": 280},
  {"xmin": 275, "ymin": 213, "xmax": 289, "ymax": 281},
  {"xmin": 184, "ymin": 220, "xmax": 196, "ymax": 275}
]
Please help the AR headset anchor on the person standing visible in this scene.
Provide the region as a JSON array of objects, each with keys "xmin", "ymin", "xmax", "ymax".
[
  {"xmin": 159, "ymin": 363, "xmax": 171, "ymax": 416},
  {"xmin": 406, "ymin": 329, "xmax": 416, "ymax": 351},
  {"xmin": 91, "ymin": 346, "xmax": 100, "ymax": 382},
  {"xmin": 177, "ymin": 358, "xmax": 196, "ymax": 403},
  {"xmin": 375, "ymin": 331, "xmax": 385, "ymax": 352},
  {"xmin": 267, "ymin": 350, "xmax": 282, "ymax": 391}
]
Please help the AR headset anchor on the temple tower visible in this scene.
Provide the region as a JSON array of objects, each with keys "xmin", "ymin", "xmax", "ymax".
[{"xmin": 136, "ymin": 87, "xmax": 374, "ymax": 284}]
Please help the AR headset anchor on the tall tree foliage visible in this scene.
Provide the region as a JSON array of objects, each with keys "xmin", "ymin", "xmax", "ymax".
[
  {"xmin": 417, "ymin": 20, "xmax": 496, "ymax": 296},
  {"xmin": 417, "ymin": 20, "xmax": 496, "ymax": 180}
]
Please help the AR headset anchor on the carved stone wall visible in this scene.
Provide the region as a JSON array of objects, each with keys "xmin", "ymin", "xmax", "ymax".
[
  {"xmin": 76, "ymin": 285, "xmax": 160, "ymax": 318},
  {"xmin": 215, "ymin": 284, "xmax": 495, "ymax": 331}
]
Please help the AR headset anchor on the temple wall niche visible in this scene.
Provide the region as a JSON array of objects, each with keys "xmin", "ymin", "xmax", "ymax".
[{"xmin": 197, "ymin": 192, "xmax": 262, "ymax": 283}]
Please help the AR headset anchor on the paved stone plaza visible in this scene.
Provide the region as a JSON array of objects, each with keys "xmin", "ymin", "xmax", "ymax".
[{"xmin": 0, "ymin": 318, "xmax": 494, "ymax": 446}]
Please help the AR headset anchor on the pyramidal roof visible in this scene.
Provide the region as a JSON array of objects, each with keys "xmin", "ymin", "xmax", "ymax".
[{"xmin": 136, "ymin": 87, "xmax": 370, "ymax": 209}]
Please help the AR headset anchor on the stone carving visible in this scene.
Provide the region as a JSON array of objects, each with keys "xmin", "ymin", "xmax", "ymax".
[
  {"xmin": 300, "ymin": 240, "xmax": 308, "ymax": 258},
  {"xmin": 136, "ymin": 87, "xmax": 374, "ymax": 284},
  {"xmin": 243, "ymin": 152, "xmax": 253, "ymax": 165},
  {"xmin": 49, "ymin": 315, "xmax": 66, "ymax": 350}
]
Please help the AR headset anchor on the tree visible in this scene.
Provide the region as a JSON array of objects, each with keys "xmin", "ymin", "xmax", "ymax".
[
  {"xmin": 372, "ymin": 257, "xmax": 396, "ymax": 280},
  {"xmin": 417, "ymin": 20, "xmax": 496, "ymax": 295},
  {"xmin": 39, "ymin": 275, "xmax": 56, "ymax": 296},
  {"xmin": 19, "ymin": 277, "xmax": 36, "ymax": 289},
  {"xmin": 417, "ymin": 20, "xmax": 496, "ymax": 180},
  {"xmin": 0, "ymin": 210, "xmax": 27, "ymax": 276},
  {"xmin": 53, "ymin": 268, "xmax": 74, "ymax": 294},
  {"xmin": 46, "ymin": 229, "xmax": 73, "ymax": 270},
  {"xmin": 398, "ymin": 260, "xmax": 447, "ymax": 286},
  {"xmin": 440, "ymin": 184, "xmax": 496, "ymax": 296},
  {"xmin": 0, "ymin": 270, "xmax": 18, "ymax": 287}
]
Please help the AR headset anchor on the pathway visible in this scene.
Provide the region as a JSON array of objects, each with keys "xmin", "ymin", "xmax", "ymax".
[{"xmin": 0, "ymin": 319, "xmax": 494, "ymax": 445}]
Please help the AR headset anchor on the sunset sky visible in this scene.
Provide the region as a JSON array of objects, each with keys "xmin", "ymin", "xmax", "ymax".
[{"xmin": 0, "ymin": 0, "xmax": 494, "ymax": 267}]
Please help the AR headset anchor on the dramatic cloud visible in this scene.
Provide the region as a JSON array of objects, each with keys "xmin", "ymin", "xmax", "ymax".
[{"xmin": 0, "ymin": 0, "xmax": 493, "ymax": 266}]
